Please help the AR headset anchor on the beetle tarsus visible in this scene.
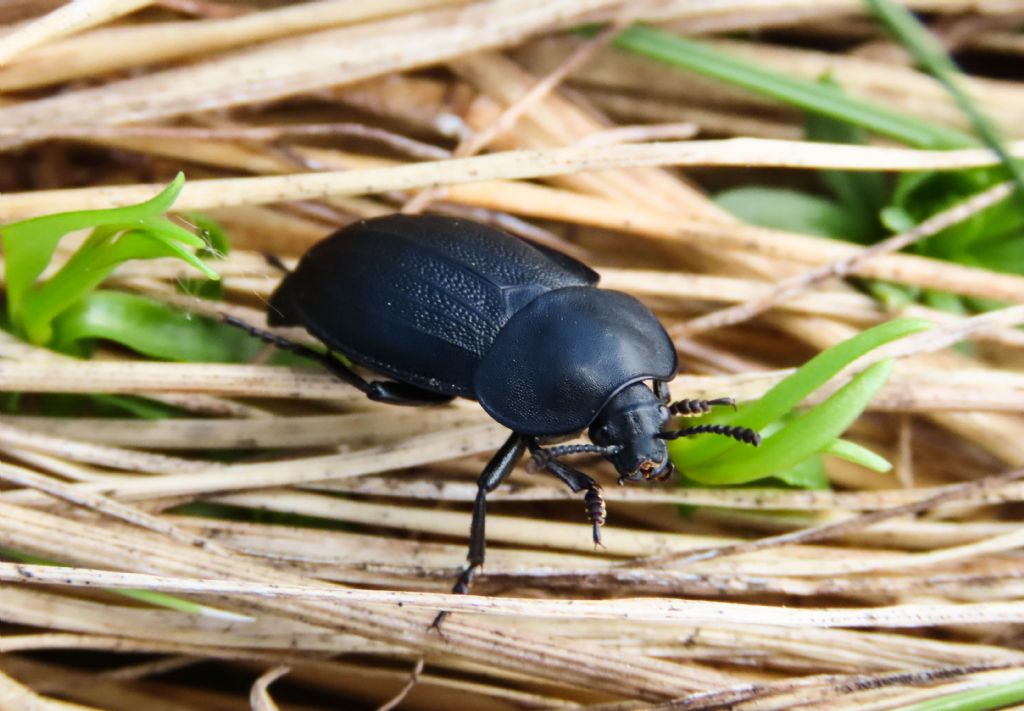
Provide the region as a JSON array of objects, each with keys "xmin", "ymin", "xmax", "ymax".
[
  {"xmin": 530, "ymin": 441, "xmax": 609, "ymax": 545},
  {"xmin": 429, "ymin": 611, "xmax": 450, "ymax": 636},
  {"xmin": 584, "ymin": 487, "xmax": 606, "ymax": 547}
]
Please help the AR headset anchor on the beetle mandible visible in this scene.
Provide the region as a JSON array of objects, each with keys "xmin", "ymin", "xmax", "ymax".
[{"xmin": 227, "ymin": 215, "xmax": 760, "ymax": 616}]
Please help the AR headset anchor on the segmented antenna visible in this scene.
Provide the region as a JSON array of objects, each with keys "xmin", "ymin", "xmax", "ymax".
[
  {"xmin": 657, "ymin": 424, "xmax": 761, "ymax": 446},
  {"xmin": 667, "ymin": 397, "xmax": 737, "ymax": 416}
]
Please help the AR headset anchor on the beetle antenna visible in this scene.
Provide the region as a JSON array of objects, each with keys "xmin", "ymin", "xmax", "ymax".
[
  {"xmin": 657, "ymin": 424, "xmax": 760, "ymax": 446},
  {"xmin": 667, "ymin": 397, "xmax": 737, "ymax": 416},
  {"xmin": 540, "ymin": 443, "xmax": 622, "ymax": 459}
]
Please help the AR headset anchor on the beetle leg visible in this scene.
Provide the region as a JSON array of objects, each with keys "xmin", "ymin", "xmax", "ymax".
[
  {"xmin": 431, "ymin": 432, "xmax": 527, "ymax": 630},
  {"xmin": 223, "ymin": 316, "xmax": 452, "ymax": 406},
  {"xmin": 528, "ymin": 442, "xmax": 606, "ymax": 547},
  {"xmin": 537, "ymin": 443, "xmax": 621, "ymax": 458}
]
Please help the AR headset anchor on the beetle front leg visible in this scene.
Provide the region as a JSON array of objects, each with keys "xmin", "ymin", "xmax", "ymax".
[
  {"xmin": 431, "ymin": 432, "xmax": 527, "ymax": 630},
  {"xmin": 528, "ymin": 442, "xmax": 606, "ymax": 547}
]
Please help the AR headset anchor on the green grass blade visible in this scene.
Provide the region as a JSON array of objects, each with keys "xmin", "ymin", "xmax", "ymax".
[
  {"xmin": 113, "ymin": 588, "xmax": 252, "ymax": 621},
  {"xmin": 50, "ymin": 291, "xmax": 270, "ymax": 362},
  {"xmin": 821, "ymin": 438, "xmax": 892, "ymax": 472},
  {"xmin": 671, "ymin": 318, "xmax": 930, "ymax": 467},
  {"xmin": 894, "ymin": 676, "xmax": 1024, "ymax": 711},
  {"xmin": 866, "ymin": 0, "xmax": 1024, "ymax": 197},
  {"xmin": 685, "ymin": 359, "xmax": 893, "ymax": 484},
  {"xmin": 772, "ymin": 455, "xmax": 831, "ymax": 489},
  {"xmin": 1, "ymin": 173, "xmax": 185, "ymax": 323},
  {"xmin": 610, "ymin": 25, "xmax": 974, "ymax": 149},
  {"xmin": 714, "ymin": 186, "xmax": 856, "ymax": 238}
]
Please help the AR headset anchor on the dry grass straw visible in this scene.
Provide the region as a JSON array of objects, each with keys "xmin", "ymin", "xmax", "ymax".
[{"xmin": 2, "ymin": 0, "xmax": 1024, "ymax": 709}]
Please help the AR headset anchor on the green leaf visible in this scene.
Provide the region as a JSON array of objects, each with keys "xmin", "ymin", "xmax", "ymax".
[
  {"xmin": 671, "ymin": 317, "xmax": 931, "ymax": 468},
  {"xmin": 2, "ymin": 173, "xmax": 186, "ymax": 328},
  {"xmin": 685, "ymin": 359, "xmax": 894, "ymax": 484},
  {"xmin": 772, "ymin": 455, "xmax": 831, "ymax": 489},
  {"xmin": 805, "ymin": 95, "xmax": 890, "ymax": 243},
  {"xmin": 888, "ymin": 170, "xmax": 1021, "ymax": 266},
  {"xmin": 89, "ymin": 394, "xmax": 183, "ymax": 419},
  {"xmin": 866, "ymin": 0, "xmax": 1024, "ymax": 197},
  {"xmin": 714, "ymin": 187, "xmax": 855, "ymax": 238},
  {"xmin": 49, "ymin": 290, "xmax": 270, "ymax": 362},
  {"xmin": 821, "ymin": 438, "xmax": 892, "ymax": 472},
  {"xmin": 862, "ymin": 280, "xmax": 919, "ymax": 310},
  {"xmin": 1, "ymin": 174, "xmax": 220, "ymax": 346},
  {"xmin": 922, "ymin": 289, "xmax": 967, "ymax": 315},
  {"xmin": 113, "ymin": 588, "xmax": 250, "ymax": 620},
  {"xmin": 609, "ymin": 25, "xmax": 974, "ymax": 149}
]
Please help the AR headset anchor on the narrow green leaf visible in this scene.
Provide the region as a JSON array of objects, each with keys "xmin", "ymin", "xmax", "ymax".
[
  {"xmin": 865, "ymin": 0, "xmax": 1024, "ymax": 198},
  {"xmin": 671, "ymin": 318, "xmax": 930, "ymax": 467},
  {"xmin": 685, "ymin": 359, "xmax": 894, "ymax": 484},
  {"xmin": 771, "ymin": 455, "xmax": 831, "ymax": 490},
  {"xmin": 113, "ymin": 589, "xmax": 251, "ymax": 620},
  {"xmin": 610, "ymin": 25, "xmax": 973, "ymax": 148},
  {"xmin": 714, "ymin": 186, "xmax": 855, "ymax": 238},
  {"xmin": 2, "ymin": 173, "xmax": 185, "ymax": 325},
  {"xmin": 805, "ymin": 94, "xmax": 890, "ymax": 243},
  {"xmin": 894, "ymin": 676, "xmax": 1024, "ymax": 711},
  {"xmin": 821, "ymin": 438, "xmax": 892, "ymax": 472},
  {"xmin": 49, "ymin": 291, "xmax": 269, "ymax": 362},
  {"xmin": 922, "ymin": 289, "xmax": 968, "ymax": 314}
]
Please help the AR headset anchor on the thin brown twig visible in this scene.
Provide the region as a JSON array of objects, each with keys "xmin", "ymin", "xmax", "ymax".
[
  {"xmin": 0, "ymin": 462, "xmax": 231, "ymax": 555},
  {"xmin": 675, "ymin": 180, "xmax": 1015, "ymax": 336},
  {"xmin": 155, "ymin": 0, "xmax": 249, "ymax": 18},
  {"xmin": 575, "ymin": 122, "xmax": 700, "ymax": 146},
  {"xmin": 618, "ymin": 466, "xmax": 1024, "ymax": 570},
  {"xmin": 1, "ymin": 123, "xmax": 451, "ymax": 161},
  {"xmin": 376, "ymin": 657, "xmax": 425, "ymax": 711},
  {"xmin": 250, "ymin": 665, "xmax": 290, "ymax": 711},
  {"xmin": 400, "ymin": 2, "xmax": 642, "ymax": 214}
]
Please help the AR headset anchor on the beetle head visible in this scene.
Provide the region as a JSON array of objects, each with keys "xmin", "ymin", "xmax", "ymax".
[{"xmin": 589, "ymin": 383, "xmax": 674, "ymax": 484}]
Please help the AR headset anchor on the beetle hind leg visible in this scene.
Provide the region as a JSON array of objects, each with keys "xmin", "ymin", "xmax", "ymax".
[
  {"xmin": 431, "ymin": 432, "xmax": 528, "ymax": 630},
  {"xmin": 222, "ymin": 316, "xmax": 453, "ymax": 406}
]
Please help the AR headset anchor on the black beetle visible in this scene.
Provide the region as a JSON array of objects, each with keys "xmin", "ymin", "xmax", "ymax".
[{"xmin": 227, "ymin": 214, "xmax": 759, "ymax": 613}]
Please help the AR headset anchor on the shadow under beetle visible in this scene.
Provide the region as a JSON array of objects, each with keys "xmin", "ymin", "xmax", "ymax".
[{"xmin": 227, "ymin": 214, "xmax": 759, "ymax": 622}]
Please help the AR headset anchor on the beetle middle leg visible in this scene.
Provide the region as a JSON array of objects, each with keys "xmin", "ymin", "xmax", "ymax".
[
  {"xmin": 431, "ymin": 431, "xmax": 528, "ymax": 630},
  {"xmin": 223, "ymin": 316, "xmax": 452, "ymax": 406},
  {"xmin": 528, "ymin": 441, "xmax": 606, "ymax": 547}
]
